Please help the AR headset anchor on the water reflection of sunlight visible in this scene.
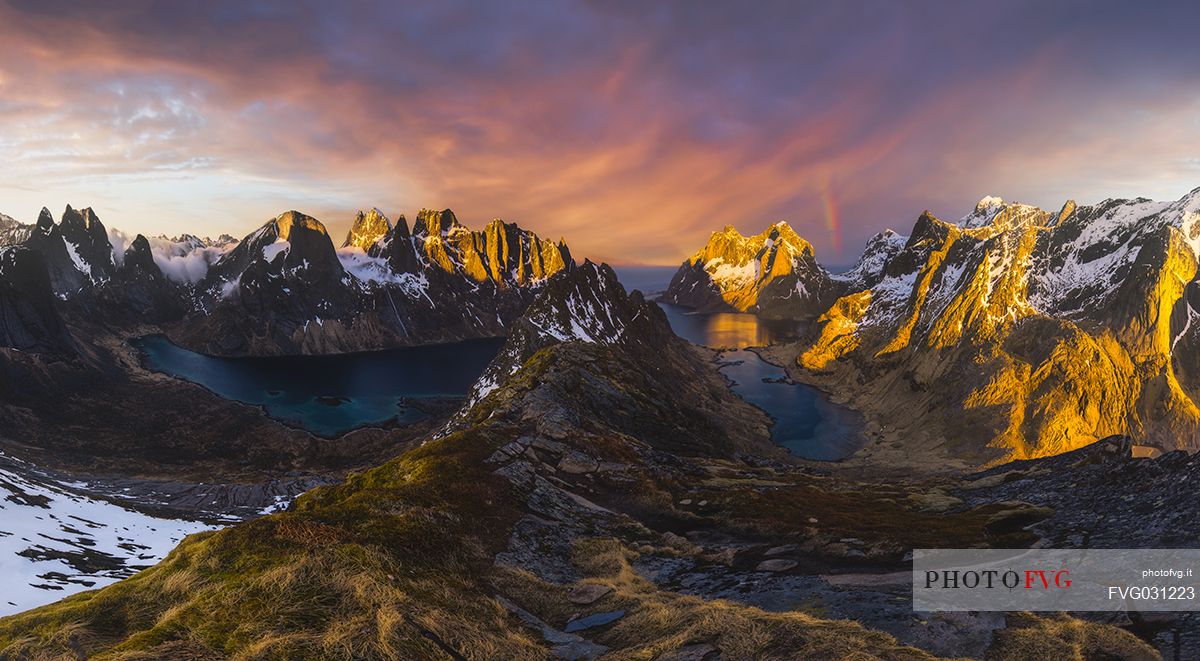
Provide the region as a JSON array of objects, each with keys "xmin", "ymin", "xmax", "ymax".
[
  {"xmin": 704, "ymin": 313, "xmax": 770, "ymax": 349},
  {"xmin": 657, "ymin": 302, "xmax": 797, "ymax": 349}
]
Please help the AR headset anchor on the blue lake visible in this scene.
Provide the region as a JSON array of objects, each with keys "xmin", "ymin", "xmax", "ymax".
[
  {"xmin": 615, "ymin": 266, "xmax": 864, "ymax": 461},
  {"xmin": 134, "ymin": 335, "xmax": 504, "ymax": 438}
]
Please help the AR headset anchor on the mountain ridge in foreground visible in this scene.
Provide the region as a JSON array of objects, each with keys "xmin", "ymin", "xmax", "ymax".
[{"xmin": 667, "ymin": 187, "xmax": 1200, "ymax": 469}]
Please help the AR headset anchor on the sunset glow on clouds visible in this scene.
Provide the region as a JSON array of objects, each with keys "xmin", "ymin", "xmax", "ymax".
[{"xmin": 3, "ymin": 1, "xmax": 1200, "ymax": 264}]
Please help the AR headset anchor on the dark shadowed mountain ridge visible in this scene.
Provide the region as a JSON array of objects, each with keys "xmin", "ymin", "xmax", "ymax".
[{"xmin": 0, "ymin": 246, "xmax": 73, "ymax": 354}]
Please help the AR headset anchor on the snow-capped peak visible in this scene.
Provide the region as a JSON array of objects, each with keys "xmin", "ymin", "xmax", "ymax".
[{"xmin": 975, "ymin": 195, "xmax": 1004, "ymax": 213}]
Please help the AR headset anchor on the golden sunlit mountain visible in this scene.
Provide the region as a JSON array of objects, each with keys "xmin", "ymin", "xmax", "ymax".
[
  {"xmin": 673, "ymin": 189, "xmax": 1200, "ymax": 470},
  {"xmin": 663, "ymin": 222, "xmax": 840, "ymax": 318}
]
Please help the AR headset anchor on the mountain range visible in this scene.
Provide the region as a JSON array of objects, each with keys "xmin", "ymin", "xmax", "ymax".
[
  {"xmin": 0, "ymin": 205, "xmax": 572, "ymax": 356},
  {"xmin": 666, "ymin": 187, "xmax": 1200, "ymax": 469}
]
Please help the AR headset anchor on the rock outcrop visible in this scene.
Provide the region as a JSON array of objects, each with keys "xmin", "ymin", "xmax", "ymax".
[{"xmin": 452, "ymin": 259, "xmax": 780, "ymax": 459}]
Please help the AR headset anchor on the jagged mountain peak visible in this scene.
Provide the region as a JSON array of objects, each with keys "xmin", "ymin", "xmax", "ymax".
[
  {"xmin": 343, "ymin": 208, "xmax": 392, "ymax": 250},
  {"xmin": 896, "ymin": 212, "xmax": 956, "ymax": 259},
  {"xmin": 169, "ymin": 233, "xmax": 205, "ymax": 247},
  {"xmin": 958, "ymin": 197, "xmax": 1052, "ymax": 231},
  {"xmin": 202, "ymin": 211, "xmax": 341, "ymax": 292},
  {"xmin": 693, "ymin": 220, "xmax": 814, "ymax": 264},
  {"xmin": 485, "ymin": 217, "xmax": 511, "ymax": 231},
  {"xmin": 706, "ymin": 220, "xmax": 806, "ymax": 248},
  {"xmin": 767, "ymin": 219, "xmax": 800, "ymax": 234},
  {"xmin": 35, "ymin": 208, "xmax": 54, "ymax": 232},
  {"xmin": 385, "ymin": 210, "xmax": 573, "ymax": 285},
  {"xmin": 1055, "ymin": 199, "xmax": 1078, "ymax": 225},
  {"xmin": 665, "ymin": 218, "xmax": 833, "ymax": 316},
  {"xmin": 20, "ymin": 204, "xmax": 118, "ymax": 294},
  {"xmin": 517, "ymin": 260, "xmax": 656, "ymax": 345},
  {"xmin": 974, "ymin": 195, "xmax": 1004, "ymax": 213},
  {"xmin": 413, "ymin": 208, "xmax": 460, "ymax": 236},
  {"xmin": 60, "ymin": 205, "xmax": 102, "ymax": 232},
  {"xmin": 61, "ymin": 204, "xmax": 82, "ymax": 225},
  {"xmin": 838, "ymin": 228, "xmax": 910, "ymax": 288},
  {"xmin": 393, "ymin": 214, "xmax": 410, "ymax": 238},
  {"xmin": 122, "ymin": 234, "xmax": 162, "ymax": 281}
]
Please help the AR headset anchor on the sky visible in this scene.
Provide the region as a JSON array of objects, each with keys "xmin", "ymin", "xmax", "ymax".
[{"xmin": 2, "ymin": 1, "xmax": 1200, "ymax": 265}]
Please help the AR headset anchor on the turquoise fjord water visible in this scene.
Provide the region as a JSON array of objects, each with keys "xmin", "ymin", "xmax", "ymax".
[
  {"xmin": 134, "ymin": 335, "xmax": 504, "ymax": 438},
  {"xmin": 615, "ymin": 265, "xmax": 864, "ymax": 462}
]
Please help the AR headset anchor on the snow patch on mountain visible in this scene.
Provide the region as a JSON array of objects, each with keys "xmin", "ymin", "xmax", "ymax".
[
  {"xmin": 864, "ymin": 270, "xmax": 918, "ymax": 325},
  {"xmin": 336, "ymin": 248, "xmax": 432, "ymax": 301},
  {"xmin": 262, "ymin": 239, "xmax": 290, "ymax": 262},
  {"xmin": 836, "ymin": 229, "xmax": 908, "ymax": 286},
  {"xmin": 705, "ymin": 258, "xmax": 759, "ymax": 289},
  {"xmin": 336, "ymin": 248, "xmax": 391, "ymax": 282},
  {"xmin": 62, "ymin": 239, "xmax": 89, "ymax": 274},
  {"xmin": 1028, "ymin": 198, "xmax": 1169, "ymax": 316}
]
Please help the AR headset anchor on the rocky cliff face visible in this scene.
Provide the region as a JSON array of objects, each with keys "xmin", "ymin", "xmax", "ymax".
[
  {"xmin": 0, "ymin": 247, "xmax": 73, "ymax": 354},
  {"xmin": 24, "ymin": 208, "xmax": 88, "ymax": 297},
  {"xmin": 58, "ymin": 205, "xmax": 117, "ymax": 283},
  {"xmin": 663, "ymin": 221, "xmax": 840, "ymax": 318},
  {"xmin": 89, "ymin": 234, "xmax": 189, "ymax": 322}
]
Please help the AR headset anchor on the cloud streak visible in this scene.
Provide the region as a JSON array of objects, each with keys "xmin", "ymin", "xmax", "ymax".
[{"xmin": 2, "ymin": 0, "xmax": 1200, "ymax": 264}]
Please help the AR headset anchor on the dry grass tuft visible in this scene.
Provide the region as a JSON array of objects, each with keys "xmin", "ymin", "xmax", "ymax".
[{"xmin": 988, "ymin": 612, "xmax": 1158, "ymax": 661}]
